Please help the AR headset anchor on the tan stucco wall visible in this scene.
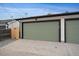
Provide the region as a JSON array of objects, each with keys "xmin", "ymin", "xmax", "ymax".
[{"xmin": 8, "ymin": 21, "xmax": 19, "ymax": 40}]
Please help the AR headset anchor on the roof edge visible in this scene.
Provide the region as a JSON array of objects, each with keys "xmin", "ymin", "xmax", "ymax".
[{"xmin": 14, "ymin": 11, "xmax": 79, "ymax": 20}]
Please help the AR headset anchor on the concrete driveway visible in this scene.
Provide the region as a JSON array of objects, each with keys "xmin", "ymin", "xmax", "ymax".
[{"xmin": 0, "ymin": 39, "xmax": 79, "ymax": 56}]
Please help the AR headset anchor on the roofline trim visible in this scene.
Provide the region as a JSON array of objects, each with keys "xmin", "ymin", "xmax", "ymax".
[{"xmin": 14, "ymin": 12, "xmax": 79, "ymax": 20}]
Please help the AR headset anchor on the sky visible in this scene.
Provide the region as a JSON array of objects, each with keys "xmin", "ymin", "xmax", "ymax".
[{"xmin": 0, "ymin": 3, "xmax": 79, "ymax": 20}]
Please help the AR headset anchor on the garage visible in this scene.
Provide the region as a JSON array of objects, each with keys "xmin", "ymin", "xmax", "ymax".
[
  {"xmin": 22, "ymin": 20, "xmax": 60, "ymax": 42},
  {"xmin": 65, "ymin": 18, "xmax": 79, "ymax": 44}
]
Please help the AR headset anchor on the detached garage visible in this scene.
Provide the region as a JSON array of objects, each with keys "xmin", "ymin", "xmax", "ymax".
[
  {"xmin": 17, "ymin": 12, "xmax": 79, "ymax": 44},
  {"xmin": 22, "ymin": 20, "xmax": 60, "ymax": 42}
]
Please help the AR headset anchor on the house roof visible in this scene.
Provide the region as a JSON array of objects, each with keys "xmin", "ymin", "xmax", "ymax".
[
  {"xmin": 15, "ymin": 11, "xmax": 79, "ymax": 20},
  {"xmin": 0, "ymin": 20, "xmax": 13, "ymax": 24}
]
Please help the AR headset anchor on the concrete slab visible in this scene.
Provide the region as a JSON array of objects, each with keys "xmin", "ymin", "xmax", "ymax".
[{"xmin": 0, "ymin": 39, "xmax": 79, "ymax": 56}]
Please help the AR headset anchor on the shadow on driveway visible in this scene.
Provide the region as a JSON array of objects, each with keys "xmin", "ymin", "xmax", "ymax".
[{"xmin": 0, "ymin": 39, "xmax": 16, "ymax": 47}]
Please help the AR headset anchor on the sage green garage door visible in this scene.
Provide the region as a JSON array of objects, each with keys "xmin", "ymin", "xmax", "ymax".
[
  {"xmin": 23, "ymin": 21, "xmax": 60, "ymax": 42},
  {"xmin": 66, "ymin": 20, "xmax": 79, "ymax": 44}
]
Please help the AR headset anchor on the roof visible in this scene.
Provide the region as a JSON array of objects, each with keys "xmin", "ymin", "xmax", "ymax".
[
  {"xmin": 13, "ymin": 11, "xmax": 79, "ymax": 20},
  {"xmin": 0, "ymin": 20, "xmax": 13, "ymax": 24},
  {"xmin": 8, "ymin": 20, "xmax": 19, "ymax": 24}
]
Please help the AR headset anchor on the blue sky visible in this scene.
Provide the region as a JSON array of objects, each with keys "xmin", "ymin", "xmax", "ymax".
[{"xmin": 0, "ymin": 3, "xmax": 79, "ymax": 20}]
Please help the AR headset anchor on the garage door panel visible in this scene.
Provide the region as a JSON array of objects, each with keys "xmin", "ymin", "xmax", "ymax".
[
  {"xmin": 23, "ymin": 21, "xmax": 59, "ymax": 42},
  {"xmin": 66, "ymin": 20, "xmax": 79, "ymax": 44}
]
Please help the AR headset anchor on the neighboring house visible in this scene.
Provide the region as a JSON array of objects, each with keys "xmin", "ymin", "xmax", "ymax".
[
  {"xmin": 0, "ymin": 20, "xmax": 13, "ymax": 29},
  {"xmin": 0, "ymin": 20, "xmax": 12, "ymax": 40},
  {"xmin": 0, "ymin": 24, "xmax": 7, "ymax": 29},
  {"xmin": 0, "ymin": 20, "xmax": 8, "ymax": 29},
  {"xmin": 15, "ymin": 12, "xmax": 79, "ymax": 44},
  {"xmin": 0, "ymin": 20, "xmax": 19, "ymax": 40}
]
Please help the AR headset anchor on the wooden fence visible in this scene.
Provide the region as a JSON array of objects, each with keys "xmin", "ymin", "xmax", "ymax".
[{"xmin": 0, "ymin": 29, "xmax": 11, "ymax": 41}]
